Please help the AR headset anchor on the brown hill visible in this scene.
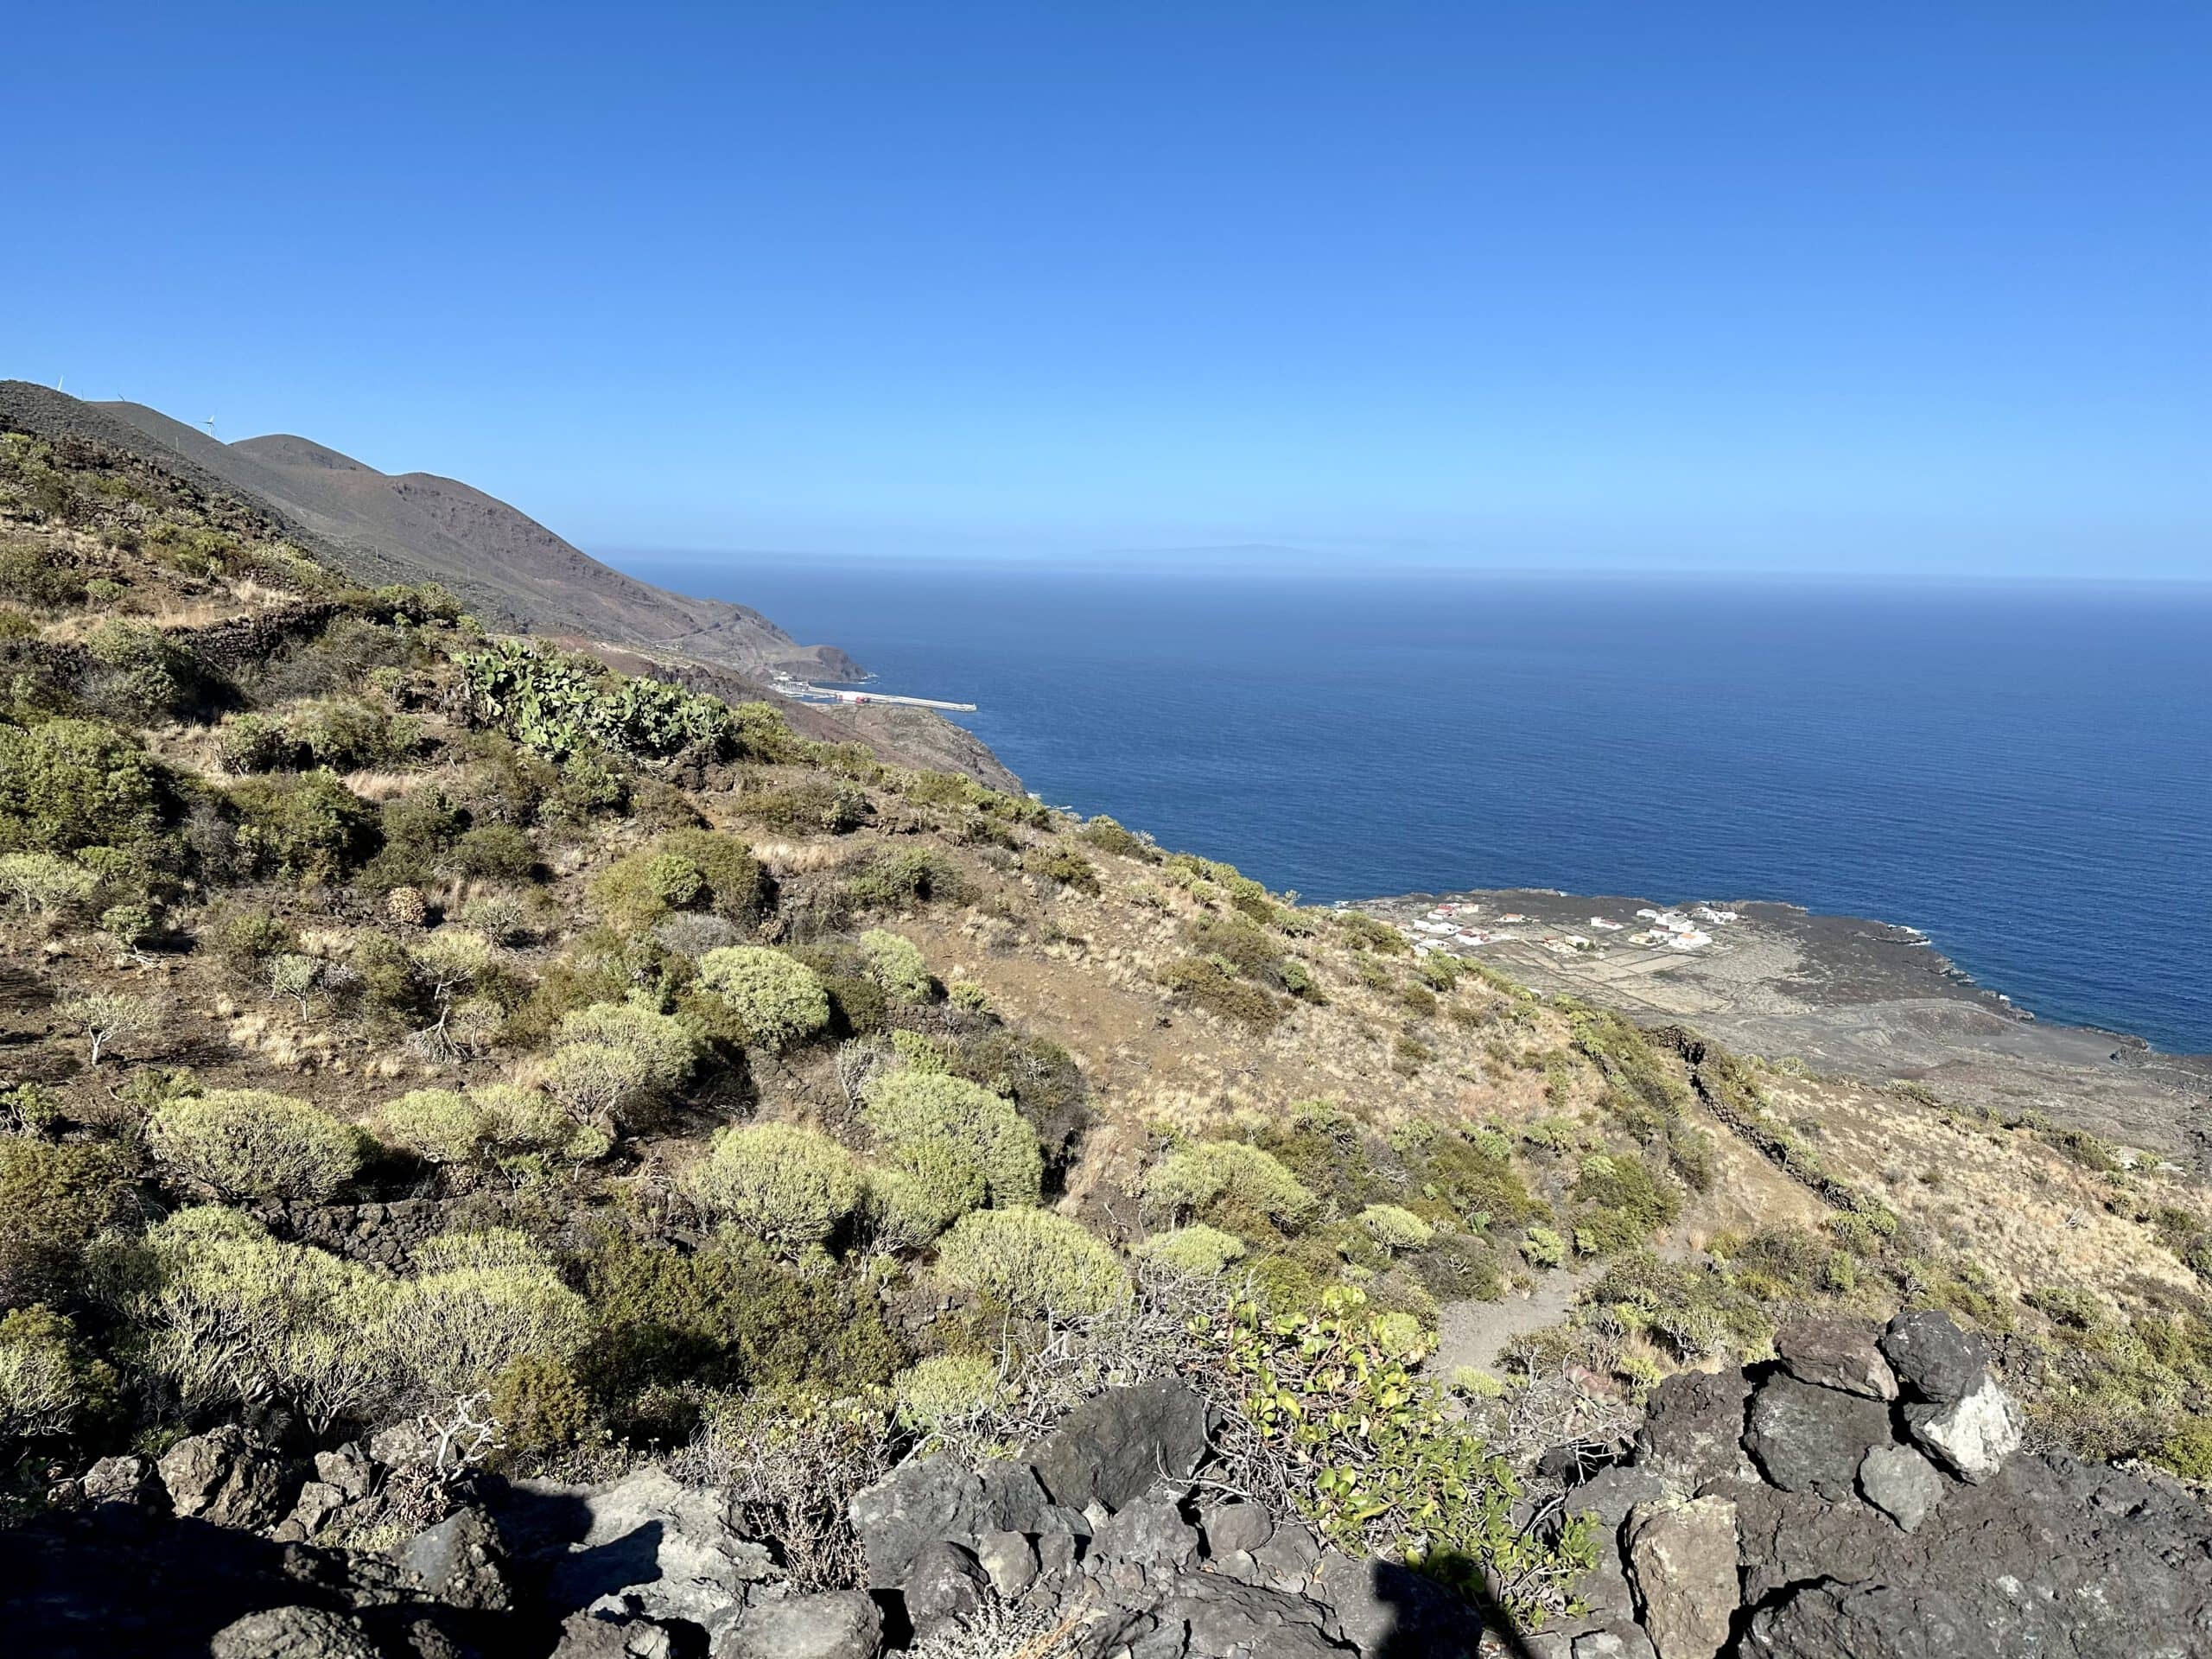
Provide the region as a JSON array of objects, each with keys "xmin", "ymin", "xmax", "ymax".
[{"xmin": 0, "ymin": 381, "xmax": 858, "ymax": 682}]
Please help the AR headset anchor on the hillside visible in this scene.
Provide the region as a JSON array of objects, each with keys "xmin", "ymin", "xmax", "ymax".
[
  {"xmin": 0, "ymin": 419, "xmax": 2207, "ymax": 1656},
  {"xmin": 0, "ymin": 381, "xmax": 861, "ymax": 683}
]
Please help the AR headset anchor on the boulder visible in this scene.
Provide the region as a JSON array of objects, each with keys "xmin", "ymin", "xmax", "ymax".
[
  {"xmin": 1249, "ymin": 1522, "xmax": 1323, "ymax": 1594},
  {"xmin": 1310, "ymin": 1546, "xmax": 1483, "ymax": 1655},
  {"xmin": 901, "ymin": 1540, "xmax": 988, "ymax": 1632},
  {"xmin": 1573, "ymin": 1628, "xmax": 1658, "ymax": 1659},
  {"xmin": 540, "ymin": 1465, "xmax": 774, "ymax": 1638},
  {"xmin": 314, "ymin": 1445, "xmax": 375, "ymax": 1503},
  {"xmin": 976, "ymin": 1529, "xmax": 1038, "ymax": 1599},
  {"xmin": 1029, "ymin": 1378, "xmax": 1211, "ymax": 1513},
  {"xmin": 1775, "ymin": 1316, "xmax": 1898, "ymax": 1400},
  {"xmin": 551, "ymin": 1610, "xmax": 683, "ymax": 1659},
  {"xmin": 1624, "ymin": 1496, "xmax": 1738, "ymax": 1659},
  {"xmin": 270, "ymin": 1479, "xmax": 348, "ymax": 1544},
  {"xmin": 1743, "ymin": 1374, "xmax": 1891, "ymax": 1501},
  {"xmin": 1631, "ymin": 1369, "xmax": 1752, "ymax": 1485},
  {"xmin": 1160, "ymin": 1575, "xmax": 1344, "ymax": 1658},
  {"xmin": 714, "ymin": 1589, "xmax": 884, "ymax": 1659},
  {"xmin": 399, "ymin": 1506, "xmax": 513, "ymax": 1611},
  {"xmin": 159, "ymin": 1425, "xmax": 294, "ymax": 1532},
  {"xmin": 848, "ymin": 1455, "xmax": 988, "ymax": 1589},
  {"xmin": 1904, "ymin": 1374, "xmax": 2022, "ymax": 1484},
  {"xmin": 1090, "ymin": 1489, "xmax": 1200, "ymax": 1574},
  {"xmin": 1878, "ymin": 1310, "xmax": 1989, "ymax": 1405},
  {"xmin": 208, "ymin": 1605, "xmax": 381, "ymax": 1659},
  {"xmin": 1857, "ymin": 1444, "xmax": 1947, "ymax": 1533},
  {"xmin": 1198, "ymin": 1497, "xmax": 1273, "ymax": 1557},
  {"xmin": 978, "ymin": 1459, "xmax": 1052, "ymax": 1533},
  {"xmin": 79, "ymin": 1453, "xmax": 162, "ymax": 1509}
]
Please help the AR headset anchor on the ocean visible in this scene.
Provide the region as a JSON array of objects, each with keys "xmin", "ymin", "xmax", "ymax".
[{"xmin": 628, "ymin": 559, "xmax": 2212, "ymax": 1056}]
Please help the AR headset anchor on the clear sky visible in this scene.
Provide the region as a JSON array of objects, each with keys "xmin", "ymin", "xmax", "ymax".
[{"xmin": 4, "ymin": 2, "xmax": 2206, "ymax": 576}]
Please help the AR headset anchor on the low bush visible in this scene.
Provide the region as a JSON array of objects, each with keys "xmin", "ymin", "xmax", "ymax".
[
  {"xmin": 0, "ymin": 850, "xmax": 99, "ymax": 915},
  {"xmin": 0, "ymin": 1306, "xmax": 113, "ymax": 1443},
  {"xmin": 892, "ymin": 1352, "xmax": 1002, "ymax": 1438},
  {"xmin": 696, "ymin": 946, "xmax": 832, "ymax": 1049},
  {"xmin": 861, "ymin": 1068, "xmax": 1044, "ymax": 1211},
  {"xmin": 935, "ymin": 1207, "xmax": 1130, "ymax": 1317},
  {"xmin": 1137, "ymin": 1224, "xmax": 1249, "ymax": 1275},
  {"xmin": 1020, "ymin": 845, "xmax": 1100, "ymax": 894},
  {"xmin": 227, "ymin": 770, "xmax": 379, "ymax": 884},
  {"xmin": 1143, "ymin": 1140, "xmax": 1319, "ymax": 1235},
  {"xmin": 383, "ymin": 1230, "xmax": 592, "ymax": 1405},
  {"xmin": 685, "ymin": 1123, "xmax": 867, "ymax": 1250},
  {"xmin": 0, "ymin": 718, "xmax": 166, "ymax": 853},
  {"xmin": 859, "ymin": 929, "xmax": 932, "ymax": 1003},
  {"xmin": 1158, "ymin": 956, "xmax": 1287, "ymax": 1031},
  {"xmin": 1358, "ymin": 1203, "xmax": 1437, "ymax": 1253},
  {"xmin": 738, "ymin": 779, "xmax": 871, "ymax": 835},
  {"xmin": 148, "ymin": 1088, "xmax": 366, "ymax": 1203},
  {"xmin": 845, "ymin": 847, "xmax": 969, "ymax": 910},
  {"xmin": 556, "ymin": 1001, "xmax": 699, "ymax": 1091},
  {"xmin": 1076, "ymin": 815, "xmax": 1154, "ymax": 860}
]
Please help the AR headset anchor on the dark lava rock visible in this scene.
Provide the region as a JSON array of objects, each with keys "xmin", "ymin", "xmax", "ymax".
[
  {"xmin": 1744, "ymin": 1373, "xmax": 1894, "ymax": 1501},
  {"xmin": 1031, "ymin": 1376, "xmax": 1212, "ymax": 1513},
  {"xmin": 713, "ymin": 1589, "xmax": 883, "ymax": 1659},
  {"xmin": 847, "ymin": 1454, "xmax": 987, "ymax": 1590},
  {"xmin": 1776, "ymin": 1315, "xmax": 1898, "ymax": 1400},
  {"xmin": 208, "ymin": 1605, "xmax": 380, "ymax": 1659},
  {"xmin": 1878, "ymin": 1309, "xmax": 1989, "ymax": 1405},
  {"xmin": 1631, "ymin": 1368, "xmax": 1751, "ymax": 1485},
  {"xmin": 900, "ymin": 1539, "xmax": 988, "ymax": 1632},
  {"xmin": 159, "ymin": 1426, "xmax": 295, "ymax": 1532}
]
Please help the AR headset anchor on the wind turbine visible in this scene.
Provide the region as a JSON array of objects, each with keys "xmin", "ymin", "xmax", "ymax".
[{"xmin": 202, "ymin": 416, "xmax": 218, "ymax": 441}]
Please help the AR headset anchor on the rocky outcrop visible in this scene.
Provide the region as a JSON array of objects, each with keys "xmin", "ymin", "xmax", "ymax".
[
  {"xmin": 9, "ymin": 1319, "xmax": 2208, "ymax": 1658},
  {"xmin": 1551, "ymin": 1309, "xmax": 2212, "ymax": 1659}
]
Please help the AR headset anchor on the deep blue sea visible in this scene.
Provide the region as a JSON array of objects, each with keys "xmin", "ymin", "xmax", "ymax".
[{"xmin": 630, "ymin": 560, "xmax": 2212, "ymax": 1055}]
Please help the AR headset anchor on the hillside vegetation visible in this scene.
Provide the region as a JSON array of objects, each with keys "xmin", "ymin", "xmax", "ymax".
[{"xmin": 2, "ymin": 417, "xmax": 2209, "ymax": 1624}]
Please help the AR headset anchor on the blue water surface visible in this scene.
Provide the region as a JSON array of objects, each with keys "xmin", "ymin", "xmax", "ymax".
[{"xmin": 627, "ymin": 560, "xmax": 2212, "ymax": 1055}]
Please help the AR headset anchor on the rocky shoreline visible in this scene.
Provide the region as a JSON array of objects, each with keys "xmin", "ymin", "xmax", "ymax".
[{"xmin": 1352, "ymin": 887, "xmax": 2212, "ymax": 1173}]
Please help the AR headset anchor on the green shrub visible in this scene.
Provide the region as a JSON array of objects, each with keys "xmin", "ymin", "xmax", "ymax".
[
  {"xmin": 542, "ymin": 1042, "xmax": 653, "ymax": 1131},
  {"xmin": 1076, "ymin": 815, "xmax": 1154, "ymax": 860},
  {"xmin": 592, "ymin": 830, "xmax": 766, "ymax": 932},
  {"xmin": 935, "ymin": 1208, "xmax": 1130, "ymax": 1317},
  {"xmin": 0, "ymin": 1306, "xmax": 113, "ymax": 1442},
  {"xmin": 738, "ymin": 778, "xmax": 872, "ymax": 836},
  {"xmin": 148, "ymin": 1088, "xmax": 366, "ymax": 1203},
  {"xmin": 1137, "ymin": 1224, "xmax": 1249, "ymax": 1275},
  {"xmin": 861, "ymin": 1068, "xmax": 1044, "ymax": 1210},
  {"xmin": 83, "ymin": 620, "xmax": 208, "ymax": 721},
  {"xmin": 289, "ymin": 697, "xmax": 420, "ymax": 771},
  {"xmin": 1414, "ymin": 1232, "xmax": 1506, "ymax": 1301},
  {"xmin": 489, "ymin": 1351, "xmax": 593, "ymax": 1459},
  {"xmin": 215, "ymin": 712, "xmax": 298, "ymax": 774},
  {"xmin": 0, "ymin": 719, "xmax": 165, "ymax": 852},
  {"xmin": 685, "ymin": 1123, "xmax": 867, "ymax": 1249},
  {"xmin": 1143, "ymin": 1140, "xmax": 1318, "ymax": 1234},
  {"xmin": 893, "ymin": 1352, "xmax": 1001, "ymax": 1436},
  {"xmin": 126, "ymin": 1207, "xmax": 393, "ymax": 1431},
  {"xmin": 1523, "ymin": 1226, "xmax": 1567, "ymax": 1268},
  {"xmin": 0, "ymin": 1139, "xmax": 127, "ymax": 1306},
  {"xmin": 456, "ymin": 638, "xmax": 741, "ymax": 760},
  {"xmin": 858, "ymin": 929, "xmax": 932, "ymax": 1003},
  {"xmin": 373, "ymin": 1088, "xmax": 483, "ymax": 1165},
  {"xmin": 228, "ymin": 770, "xmax": 379, "ymax": 883},
  {"xmin": 696, "ymin": 946, "xmax": 832, "ymax": 1049},
  {"xmin": 0, "ymin": 850, "xmax": 99, "ymax": 916},
  {"xmin": 382, "ymin": 1230, "xmax": 591, "ymax": 1404},
  {"xmin": 1570, "ymin": 1153, "xmax": 1681, "ymax": 1255},
  {"xmin": 556, "ymin": 1001, "xmax": 699, "ymax": 1090},
  {"xmin": 577, "ymin": 1230, "xmax": 906, "ymax": 1411},
  {"xmin": 453, "ymin": 823, "xmax": 537, "ymax": 880},
  {"xmin": 1358, "ymin": 1204, "xmax": 1437, "ymax": 1253},
  {"xmin": 1020, "ymin": 845, "xmax": 1099, "ymax": 894},
  {"xmin": 845, "ymin": 847, "xmax": 969, "ymax": 910},
  {"xmin": 1159, "ymin": 956, "xmax": 1287, "ymax": 1030},
  {"xmin": 1196, "ymin": 1286, "xmax": 1596, "ymax": 1624},
  {"xmin": 863, "ymin": 1160, "xmax": 982, "ymax": 1253}
]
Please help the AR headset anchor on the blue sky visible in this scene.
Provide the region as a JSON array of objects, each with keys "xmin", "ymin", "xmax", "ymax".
[{"xmin": 4, "ymin": 2, "xmax": 2206, "ymax": 575}]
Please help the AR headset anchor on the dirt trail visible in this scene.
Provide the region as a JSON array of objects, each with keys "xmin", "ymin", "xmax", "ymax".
[{"xmin": 1431, "ymin": 1265, "xmax": 1600, "ymax": 1376}]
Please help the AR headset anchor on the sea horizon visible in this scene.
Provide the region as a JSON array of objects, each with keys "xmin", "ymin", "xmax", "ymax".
[{"xmin": 626, "ymin": 556, "xmax": 2212, "ymax": 1058}]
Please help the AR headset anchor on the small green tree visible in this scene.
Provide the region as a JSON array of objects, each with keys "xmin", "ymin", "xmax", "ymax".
[
  {"xmin": 556, "ymin": 1001, "xmax": 698, "ymax": 1090},
  {"xmin": 379, "ymin": 1230, "xmax": 591, "ymax": 1404},
  {"xmin": 1142, "ymin": 1140, "xmax": 1318, "ymax": 1233},
  {"xmin": 55, "ymin": 988, "xmax": 152, "ymax": 1066},
  {"xmin": 1137, "ymin": 1224, "xmax": 1249, "ymax": 1275},
  {"xmin": 0, "ymin": 1306, "xmax": 112, "ymax": 1442}
]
